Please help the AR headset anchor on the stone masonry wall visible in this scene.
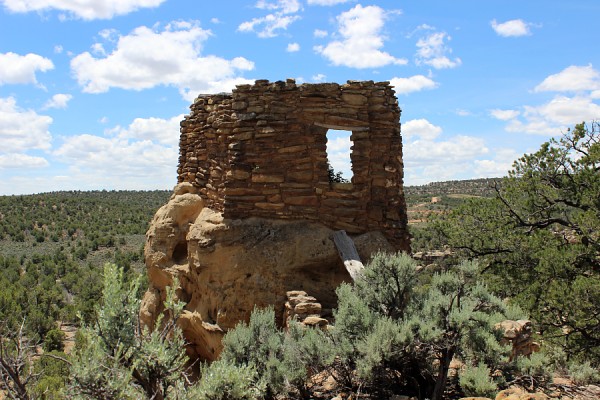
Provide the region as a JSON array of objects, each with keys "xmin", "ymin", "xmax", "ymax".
[{"xmin": 177, "ymin": 79, "xmax": 409, "ymax": 250}]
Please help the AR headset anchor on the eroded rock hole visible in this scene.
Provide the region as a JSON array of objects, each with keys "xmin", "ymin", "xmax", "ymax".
[{"xmin": 172, "ymin": 241, "xmax": 188, "ymax": 263}]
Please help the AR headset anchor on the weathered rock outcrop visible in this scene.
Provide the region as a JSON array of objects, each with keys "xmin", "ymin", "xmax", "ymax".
[
  {"xmin": 495, "ymin": 319, "xmax": 540, "ymax": 360},
  {"xmin": 140, "ymin": 183, "xmax": 395, "ymax": 361}
]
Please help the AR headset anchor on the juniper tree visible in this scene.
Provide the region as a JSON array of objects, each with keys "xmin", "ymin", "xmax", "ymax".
[{"xmin": 431, "ymin": 121, "xmax": 600, "ymax": 363}]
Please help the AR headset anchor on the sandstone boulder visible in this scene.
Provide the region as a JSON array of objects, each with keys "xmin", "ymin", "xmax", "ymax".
[
  {"xmin": 495, "ymin": 387, "xmax": 548, "ymax": 400},
  {"xmin": 140, "ymin": 184, "xmax": 396, "ymax": 361},
  {"xmin": 495, "ymin": 320, "xmax": 540, "ymax": 360}
]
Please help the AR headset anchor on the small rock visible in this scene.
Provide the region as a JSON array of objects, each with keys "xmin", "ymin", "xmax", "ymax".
[
  {"xmin": 495, "ymin": 387, "xmax": 548, "ymax": 400},
  {"xmin": 459, "ymin": 397, "xmax": 492, "ymax": 400},
  {"xmin": 302, "ymin": 316, "xmax": 328, "ymax": 327},
  {"xmin": 295, "ymin": 301, "xmax": 322, "ymax": 315}
]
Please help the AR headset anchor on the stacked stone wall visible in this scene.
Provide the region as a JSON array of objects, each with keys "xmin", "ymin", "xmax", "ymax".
[{"xmin": 177, "ymin": 79, "xmax": 409, "ymax": 250}]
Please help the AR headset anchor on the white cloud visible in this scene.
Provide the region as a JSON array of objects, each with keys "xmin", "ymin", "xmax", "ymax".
[
  {"xmin": 1, "ymin": 112, "xmax": 184, "ymax": 191},
  {"xmin": 400, "ymin": 118, "xmax": 489, "ymax": 185},
  {"xmin": 0, "ymin": 153, "xmax": 49, "ymax": 169},
  {"xmin": 311, "ymin": 73, "xmax": 326, "ymax": 82},
  {"xmin": 43, "ymin": 93, "xmax": 73, "ymax": 109},
  {"xmin": 491, "ymin": 19, "xmax": 532, "ymax": 37},
  {"xmin": 54, "ymin": 133, "xmax": 178, "ymax": 182},
  {"xmin": 287, "ymin": 42, "xmax": 300, "ymax": 52},
  {"xmin": 313, "ymin": 29, "xmax": 328, "ymax": 38},
  {"xmin": 51, "ymin": 112, "xmax": 185, "ymax": 189},
  {"xmin": 91, "ymin": 43, "xmax": 106, "ymax": 55},
  {"xmin": 2, "ymin": 0, "xmax": 166, "ymax": 20},
  {"xmin": 256, "ymin": 0, "xmax": 301, "ymax": 13},
  {"xmin": 390, "ymin": 75, "xmax": 438, "ymax": 95},
  {"xmin": 534, "ymin": 64, "xmax": 600, "ymax": 92},
  {"xmin": 238, "ymin": 0, "xmax": 301, "ymax": 38},
  {"xmin": 0, "ymin": 97, "xmax": 52, "ymax": 171},
  {"xmin": 238, "ymin": 15, "xmax": 300, "ymax": 38},
  {"xmin": 506, "ymin": 95, "xmax": 600, "ymax": 135},
  {"xmin": 415, "ymin": 31, "xmax": 461, "ymax": 69},
  {"xmin": 70, "ymin": 22, "xmax": 254, "ymax": 101},
  {"xmin": 314, "ymin": 4, "xmax": 407, "ymax": 68},
  {"xmin": 455, "ymin": 109, "xmax": 471, "ymax": 117},
  {"xmin": 0, "ymin": 97, "xmax": 52, "ymax": 153},
  {"xmin": 0, "ymin": 52, "xmax": 54, "ymax": 85},
  {"xmin": 402, "ymin": 119, "xmax": 442, "ymax": 140},
  {"xmin": 0, "ymin": 175, "xmax": 69, "ymax": 195},
  {"xmin": 54, "ymin": 45, "xmax": 63, "ymax": 54},
  {"xmin": 490, "ymin": 109, "xmax": 520, "ymax": 121},
  {"xmin": 403, "ymin": 134, "xmax": 489, "ymax": 185},
  {"xmin": 495, "ymin": 66, "xmax": 600, "ymax": 135},
  {"xmin": 408, "ymin": 135, "xmax": 489, "ymax": 163},
  {"xmin": 108, "ymin": 114, "xmax": 184, "ymax": 146},
  {"xmin": 474, "ymin": 148, "xmax": 520, "ymax": 177},
  {"xmin": 307, "ymin": 0, "xmax": 352, "ymax": 5}
]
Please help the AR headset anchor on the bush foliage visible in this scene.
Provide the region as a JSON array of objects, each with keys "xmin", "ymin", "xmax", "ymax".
[
  {"xmin": 431, "ymin": 122, "xmax": 600, "ymax": 364},
  {"xmin": 2, "ymin": 123, "xmax": 599, "ymax": 398}
]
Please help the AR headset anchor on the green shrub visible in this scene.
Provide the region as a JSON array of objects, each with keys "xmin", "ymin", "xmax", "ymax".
[
  {"xmin": 429, "ymin": 122, "xmax": 600, "ymax": 364},
  {"xmin": 219, "ymin": 307, "xmax": 335, "ymax": 398},
  {"xmin": 354, "ymin": 251, "xmax": 419, "ymax": 320},
  {"xmin": 33, "ymin": 375, "xmax": 66, "ymax": 400},
  {"xmin": 459, "ymin": 363, "xmax": 498, "ymax": 398},
  {"xmin": 281, "ymin": 321, "xmax": 336, "ymax": 396},
  {"xmin": 43, "ymin": 329, "xmax": 66, "ymax": 353},
  {"xmin": 514, "ymin": 352, "xmax": 553, "ymax": 387},
  {"xmin": 568, "ymin": 361, "xmax": 600, "ymax": 385},
  {"xmin": 30, "ymin": 350, "xmax": 70, "ymax": 399},
  {"xmin": 220, "ymin": 307, "xmax": 286, "ymax": 395},
  {"xmin": 332, "ymin": 254, "xmax": 515, "ymax": 400},
  {"xmin": 35, "ymin": 350, "xmax": 70, "ymax": 378},
  {"xmin": 191, "ymin": 360, "xmax": 265, "ymax": 400},
  {"xmin": 68, "ymin": 263, "xmax": 189, "ymax": 400}
]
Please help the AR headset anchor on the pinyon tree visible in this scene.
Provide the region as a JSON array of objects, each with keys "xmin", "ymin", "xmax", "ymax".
[{"xmin": 432, "ymin": 121, "xmax": 600, "ymax": 363}]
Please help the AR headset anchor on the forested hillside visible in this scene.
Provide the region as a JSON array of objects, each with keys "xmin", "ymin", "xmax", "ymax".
[
  {"xmin": 405, "ymin": 178, "xmax": 499, "ymax": 197},
  {"xmin": 0, "ymin": 190, "xmax": 170, "ymax": 339}
]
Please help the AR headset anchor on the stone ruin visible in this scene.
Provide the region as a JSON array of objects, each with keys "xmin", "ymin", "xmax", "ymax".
[
  {"xmin": 141, "ymin": 79, "xmax": 410, "ymax": 361},
  {"xmin": 177, "ymin": 79, "xmax": 410, "ymax": 250}
]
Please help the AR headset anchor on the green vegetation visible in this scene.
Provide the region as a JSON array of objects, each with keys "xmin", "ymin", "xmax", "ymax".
[
  {"xmin": 219, "ymin": 307, "xmax": 335, "ymax": 398},
  {"xmin": 327, "ymin": 162, "xmax": 349, "ymax": 183},
  {"xmin": 431, "ymin": 122, "xmax": 599, "ymax": 364},
  {"xmin": 405, "ymin": 177, "xmax": 499, "ymax": 197},
  {"xmin": 69, "ymin": 264, "xmax": 188, "ymax": 400},
  {"xmin": 331, "ymin": 253, "xmax": 519, "ymax": 399},
  {"xmin": 1, "ymin": 122, "xmax": 599, "ymax": 398},
  {"xmin": 0, "ymin": 190, "xmax": 169, "ymax": 332},
  {"xmin": 0, "ymin": 190, "xmax": 169, "ymax": 398},
  {"xmin": 459, "ymin": 363, "xmax": 498, "ymax": 398}
]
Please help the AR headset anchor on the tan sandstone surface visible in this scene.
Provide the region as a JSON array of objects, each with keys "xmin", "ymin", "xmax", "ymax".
[{"xmin": 140, "ymin": 183, "xmax": 395, "ymax": 361}]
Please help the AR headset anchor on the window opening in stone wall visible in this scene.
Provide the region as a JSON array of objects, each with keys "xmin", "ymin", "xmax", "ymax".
[{"xmin": 326, "ymin": 129, "xmax": 353, "ymax": 183}]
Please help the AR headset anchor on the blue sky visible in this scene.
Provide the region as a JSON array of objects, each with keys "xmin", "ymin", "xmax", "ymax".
[{"xmin": 1, "ymin": 0, "xmax": 599, "ymax": 194}]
